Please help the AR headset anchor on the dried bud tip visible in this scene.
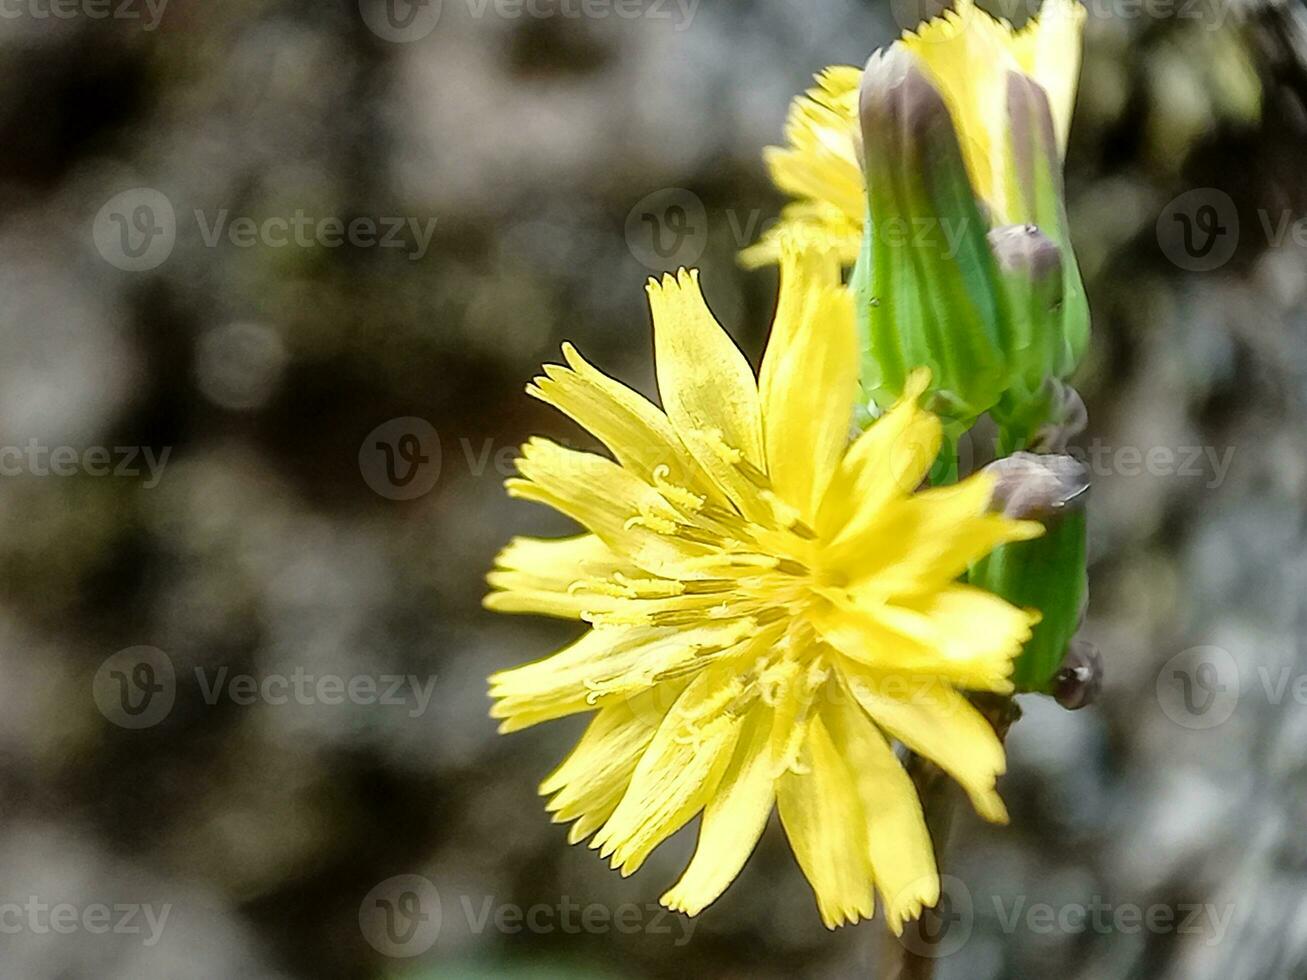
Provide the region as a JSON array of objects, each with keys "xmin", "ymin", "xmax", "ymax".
[
  {"xmin": 859, "ymin": 45, "xmax": 950, "ymax": 148},
  {"xmin": 987, "ymin": 224, "xmax": 1062, "ymax": 279},
  {"xmin": 1031, "ymin": 380, "xmax": 1088, "ymax": 453},
  {"xmin": 1053, "ymin": 638, "xmax": 1102, "ymax": 710},
  {"xmin": 984, "ymin": 451, "xmax": 1088, "ymax": 519}
]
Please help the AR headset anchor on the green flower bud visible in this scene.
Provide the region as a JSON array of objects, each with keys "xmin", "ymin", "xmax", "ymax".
[
  {"xmin": 1001, "ymin": 71, "xmax": 1090, "ymax": 385},
  {"xmin": 971, "ymin": 453, "xmax": 1089, "ymax": 693},
  {"xmin": 986, "ymin": 223, "xmax": 1064, "ymax": 450},
  {"xmin": 853, "ymin": 50, "xmax": 1092, "ymax": 460},
  {"xmin": 854, "ymin": 46, "xmax": 1007, "ymax": 425}
]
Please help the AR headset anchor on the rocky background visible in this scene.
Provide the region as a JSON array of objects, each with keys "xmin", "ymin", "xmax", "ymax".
[{"xmin": 0, "ymin": 0, "xmax": 1304, "ymax": 977}]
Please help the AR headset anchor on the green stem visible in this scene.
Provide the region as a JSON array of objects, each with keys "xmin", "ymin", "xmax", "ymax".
[{"xmin": 876, "ymin": 695, "xmax": 1020, "ymax": 979}]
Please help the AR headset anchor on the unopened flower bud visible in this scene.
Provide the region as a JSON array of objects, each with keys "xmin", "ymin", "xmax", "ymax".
[
  {"xmin": 970, "ymin": 452, "xmax": 1089, "ymax": 693},
  {"xmin": 1001, "ymin": 70, "xmax": 1090, "ymax": 390},
  {"xmin": 984, "ymin": 451, "xmax": 1089, "ymax": 519},
  {"xmin": 1052, "ymin": 637, "xmax": 1102, "ymax": 710},
  {"xmin": 855, "ymin": 46, "xmax": 1006, "ymax": 423}
]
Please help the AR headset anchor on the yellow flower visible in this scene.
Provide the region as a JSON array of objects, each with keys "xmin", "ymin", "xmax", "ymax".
[
  {"xmin": 742, "ymin": 67, "xmax": 865, "ymax": 268},
  {"xmin": 741, "ymin": 0, "xmax": 1086, "ymax": 267},
  {"xmin": 486, "ymin": 244, "xmax": 1042, "ymax": 930}
]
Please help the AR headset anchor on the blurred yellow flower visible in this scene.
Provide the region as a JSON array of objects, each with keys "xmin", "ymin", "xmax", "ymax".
[
  {"xmin": 486, "ymin": 244, "xmax": 1042, "ymax": 930},
  {"xmin": 742, "ymin": 0, "xmax": 1086, "ymax": 267}
]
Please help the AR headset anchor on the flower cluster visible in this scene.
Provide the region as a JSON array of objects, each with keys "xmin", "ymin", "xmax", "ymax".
[
  {"xmin": 746, "ymin": 0, "xmax": 1089, "ymax": 443},
  {"xmin": 487, "ymin": 0, "xmax": 1090, "ymax": 933}
]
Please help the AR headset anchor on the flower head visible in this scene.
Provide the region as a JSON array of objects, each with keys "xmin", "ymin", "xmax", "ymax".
[
  {"xmin": 740, "ymin": 67, "xmax": 865, "ymax": 268},
  {"xmin": 486, "ymin": 244, "xmax": 1042, "ymax": 929},
  {"xmin": 743, "ymin": 0, "xmax": 1086, "ymax": 266}
]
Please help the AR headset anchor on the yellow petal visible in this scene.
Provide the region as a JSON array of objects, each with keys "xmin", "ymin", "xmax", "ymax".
[
  {"xmin": 829, "ymin": 472, "xmax": 1043, "ymax": 595},
  {"xmin": 740, "ymin": 63, "xmax": 863, "ymax": 269},
  {"xmin": 887, "ymin": 584, "xmax": 1039, "ymax": 685},
  {"xmin": 1011, "ymin": 0, "xmax": 1087, "ymax": 155},
  {"xmin": 817, "ymin": 369, "xmax": 938, "ymax": 544},
  {"xmin": 757, "ymin": 244, "xmax": 856, "ymax": 519},
  {"xmin": 593, "ymin": 668, "xmax": 745, "ymax": 874},
  {"xmin": 527, "ymin": 343, "xmax": 720, "ymax": 501},
  {"xmin": 741, "ymin": 66, "xmax": 866, "ymax": 270},
  {"xmin": 507, "ymin": 437, "xmax": 707, "ymax": 570},
  {"xmin": 821, "ymin": 682, "xmax": 937, "ymax": 935},
  {"xmin": 648, "ymin": 270, "xmax": 768, "ymax": 517},
  {"xmin": 660, "ymin": 706, "xmax": 775, "ymax": 916},
  {"xmin": 489, "ymin": 618, "xmax": 759, "ymax": 732},
  {"xmin": 902, "ymin": 0, "xmax": 1022, "ymax": 217},
  {"xmin": 768, "ymin": 66, "xmax": 864, "ymax": 220},
  {"xmin": 766, "ymin": 655, "xmax": 827, "ymax": 776},
  {"xmin": 743, "ymin": 2, "xmax": 1084, "ymax": 265},
  {"xmin": 740, "ymin": 202, "xmax": 863, "ymax": 269},
  {"xmin": 812, "ymin": 597, "xmax": 1014, "ymax": 693},
  {"xmin": 902, "ymin": 0, "xmax": 1085, "ymax": 221},
  {"xmin": 846, "ymin": 669, "xmax": 1012, "ymax": 823},
  {"xmin": 776, "ymin": 715, "xmax": 875, "ymax": 928},
  {"xmin": 484, "ymin": 534, "xmax": 635, "ymax": 620},
  {"xmin": 541, "ymin": 692, "xmax": 669, "ymax": 843}
]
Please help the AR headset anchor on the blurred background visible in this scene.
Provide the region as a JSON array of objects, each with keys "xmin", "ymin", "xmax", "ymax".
[{"xmin": 1, "ymin": 0, "xmax": 1305, "ymax": 977}]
